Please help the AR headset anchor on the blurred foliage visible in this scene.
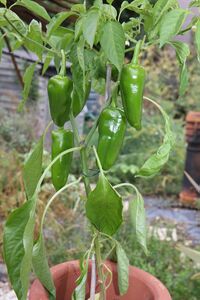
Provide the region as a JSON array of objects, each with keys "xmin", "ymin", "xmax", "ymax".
[{"xmin": 0, "ymin": 108, "xmax": 35, "ymax": 153}]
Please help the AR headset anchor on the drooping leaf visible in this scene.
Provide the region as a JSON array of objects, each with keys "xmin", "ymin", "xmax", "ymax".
[
  {"xmin": 42, "ymin": 51, "xmax": 53, "ymax": 75},
  {"xmin": 83, "ymin": 8, "xmax": 100, "ymax": 48},
  {"xmin": 179, "ymin": 62, "xmax": 189, "ymax": 96},
  {"xmin": 0, "ymin": 32, "xmax": 5, "ymax": 61},
  {"xmin": 18, "ymin": 62, "xmax": 37, "ymax": 111},
  {"xmin": 177, "ymin": 245, "xmax": 200, "ymax": 263},
  {"xmin": 32, "ymin": 235, "xmax": 55, "ymax": 300},
  {"xmin": 3, "ymin": 199, "xmax": 35, "ymax": 300},
  {"xmin": 170, "ymin": 41, "xmax": 190, "ymax": 65},
  {"xmin": 73, "ymin": 258, "xmax": 89, "ymax": 300},
  {"xmin": 159, "ymin": 9, "xmax": 189, "ymax": 47},
  {"xmin": 195, "ymin": 20, "xmax": 200, "ymax": 61},
  {"xmin": 77, "ymin": 37, "xmax": 85, "ymax": 72},
  {"xmin": 70, "ymin": 43, "xmax": 85, "ymax": 101},
  {"xmin": 46, "ymin": 11, "xmax": 73, "ymax": 39},
  {"xmin": 75, "ymin": 17, "xmax": 83, "ymax": 41},
  {"xmin": 15, "ymin": 0, "xmax": 51, "ymax": 21},
  {"xmin": 86, "ymin": 174, "xmax": 123, "ymax": 236},
  {"xmin": 25, "ymin": 20, "xmax": 43, "ymax": 60},
  {"xmin": 23, "ymin": 136, "xmax": 43, "ymax": 200},
  {"xmin": 137, "ymin": 101, "xmax": 175, "ymax": 177},
  {"xmin": 129, "ymin": 188, "xmax": 148, "ymax": 255},
  {"xmin": 100, "ymin": 21, "xmax": 125, "ymax": 71},
  {"xmin": 116, "ymin": 243, "xmax": 129, "ymax": 295}
]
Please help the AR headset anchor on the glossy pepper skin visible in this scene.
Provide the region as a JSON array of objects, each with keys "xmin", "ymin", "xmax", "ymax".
[
  {"xmin": 48, "ymin": 75, "xmax": 73, "ymax": 127},
  {"xmin": 97, "ymin": 107, "xmax": 126, "ymax": 170},
  {"xmin": 120, "ymin": 63, "xmax": 145, "ymax": 130},
  {"xmin": 51, "ymin": 128, "xmax": 74, "ymax": 191},
  {"xmin": 72, "ymin": 82, "xmax": 91, "ymax": 117}
]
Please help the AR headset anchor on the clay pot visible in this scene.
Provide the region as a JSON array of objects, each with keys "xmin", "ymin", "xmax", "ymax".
[
  {"xmin": 180, "ymin": 111, "xmax": 200, "ymax": 206},
  {"xmin": 29, "ymin": 260, "xmax": 171, "ymax": 300}
]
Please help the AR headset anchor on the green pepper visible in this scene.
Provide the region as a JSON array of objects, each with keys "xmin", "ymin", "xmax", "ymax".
[
  {"xmin": 72, "ymin": 82, "xmax": 91, "ymax": 117},
  {"xmin": 47, "ymin": 51, "xmax": 73, "ymax": 127},
  {"xmin": 120, "ymin": 40, "xmax": 145, "ymax": 130},
  {"xmin": 51, "ymin": 128, "xmax": 74, "ymax": 191},
  {"xmin": 97, "ymin": 106, "xmax": 126, "ymax": 170}
]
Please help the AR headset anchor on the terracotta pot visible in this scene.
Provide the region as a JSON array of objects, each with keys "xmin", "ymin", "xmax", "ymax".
[{"xmin": 29, "ymin": 260, "xmax": 172, "ymax": 300}]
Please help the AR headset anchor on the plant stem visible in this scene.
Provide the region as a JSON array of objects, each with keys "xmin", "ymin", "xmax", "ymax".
[
  {"xmin": 94, "ymin": 234, "xmax": 106, "ymax": 300},
  {"xmin": 70, "ymin": 113, "xmax": 91, "ymax": 196},
  {"xmin": 59, "ymin": 50, "xmax": 66, "ymax": 76},
  {"xmin": 132, "ymin": 40, "xmax": 142, "ymax": 64}
]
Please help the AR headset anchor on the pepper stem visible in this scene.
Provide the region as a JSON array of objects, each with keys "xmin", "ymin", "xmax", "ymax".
[
  {"xmin": 59, "ymin": 49, "xmax": 66, "ymax": 76},
  {"xmin": 132, "ymin": 40, "xmax": 142, "ymax": 65}
]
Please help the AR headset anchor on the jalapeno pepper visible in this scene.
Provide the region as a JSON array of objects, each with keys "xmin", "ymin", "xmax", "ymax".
[
  {"xmin": 97, "ymin": 106, "xmax": 126, "ymax": 170},
  {"xmin": 48, "ymin": 51, "xmax": 73, "ymax": 127},
  {"xmin": 51, "ymin": 128, "xmax": 74, "ymax": 191},
  {"xmin": 120, "ymin": 40, "xmax": 146, "ymax": 130}
]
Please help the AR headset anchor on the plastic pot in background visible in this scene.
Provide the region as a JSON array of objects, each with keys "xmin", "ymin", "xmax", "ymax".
[
  {"xmin": 180, "ymin": 111, "xmax": 200, "ymax": 206},
  {"xmin": 29, "ymin": 260, "xmax": 172, "ymax": 300}
]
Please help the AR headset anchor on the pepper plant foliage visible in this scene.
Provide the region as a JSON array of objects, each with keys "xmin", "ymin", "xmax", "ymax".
[{"xmin": 0, "ymin": 0, "xmax": 199, "ymax": 299}]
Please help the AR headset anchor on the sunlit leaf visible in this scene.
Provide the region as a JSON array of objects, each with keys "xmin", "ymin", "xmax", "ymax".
[
  {"xmin": 116, "ymin": 243, "xmax": 129, "ymax": 295},
  {"xmin": 23, "ymin": 136, "xmax": 43, "ymax": 199},
  {"xmin": 32, "ymin": 235, "xmax": 55, "ymax": 299},
  {"xmin": 86, "ymin": 174, "xmax": 123, "ymax": 235},
  {"xmin": 159, "ymin": 9, "xmax": 189, "ymax": 47},
  {"xmin": 18, "ymin": 62, "xmax": 37, "ymax": 111},
  {"xmin": 83, "ymin": 8, "xmax": 100, "ymax": 48},
  {"xmin": 15, "ymin": 0, "xmax": 50, "ymax": 21},
  {"xmin": 3, "ymin": 199, "xmax": 35, "ymax": 300},
  {"xmin": 100, "ymin": 21, "xmax": 125, "ymax": 71},
  {"xmin": 129, "ymin": 188, "xmax": 148, "ymax": 255}
]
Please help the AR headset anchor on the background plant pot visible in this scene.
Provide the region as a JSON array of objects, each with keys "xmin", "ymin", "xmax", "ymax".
[{"xmin": 29, "ymin": 260, "xmax": 171, "ymax": 300}]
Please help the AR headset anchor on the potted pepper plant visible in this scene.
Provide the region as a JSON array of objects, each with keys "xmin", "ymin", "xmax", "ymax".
[{"xmin": 1, "ymin": 0, "xmax": 200, "ymax": 299}]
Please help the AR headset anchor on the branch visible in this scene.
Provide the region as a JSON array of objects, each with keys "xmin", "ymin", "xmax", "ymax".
[{"xmin": 1, "ymin": 30, "xmax": 24, "ymax": 88}]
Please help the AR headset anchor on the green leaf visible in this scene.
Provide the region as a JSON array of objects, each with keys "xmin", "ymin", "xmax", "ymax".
[
  {"xmin": 100, "ymin": 21, "xmax": 125, "ymax": 71},
  {"xmin": 73, "ymin": 259, "xmax": 89, "ymax": 300},
  {"xmin": 179, "ymin": 62, "xmax": 189, "ymax": 96},
  {"xmin": 3, "ymin": 199, "xmax": 35, "ymax": 300},
  {"xmin": 129, "ymin": 188, "xmax": 148, "ymax": 255},
  {"xmin": 0, "ymin": 0, "xmax": 6, "ymax": 6},
  {"xmin": 18, "ymin": 62, "xmax": 37, "ymax": 111},
  {"xmin": 177, "ymin": 245, "xmax": 200, "ymax": 263},
  {"xmin": 102, "ymin": 4, "xmax": 117, "ymax": 19},
  {"xmin": 15, "ymin": 0, "xmax": 50, "ymax": 21},
  {"xmin": 170, "ymin": 41, "xmax": 190, "ymax": 64},
  {"xmin": 137, "ymin": 102, "xmax": 175, "ymax": 177},
  {"xmin": 83, "ymin": 8, "xmax": 100, "ymax": 48},
  {"xmin": 116, "ymin": 243, "xmax": 129, "ymax": 295},
  {"xmin": 70, "ymin": 43, "xmax": 85, "ymax": 102},
  {"xmin": 32, "ymin": 235, "xmax": 55, "ymax": 299},
  {"xmin": 77, "ymin": 37, "xmax": 85, "ymax": 72},
  {"xmin": 189, "ymin": 0, "xmax": 200, "ymax": 7},
  {"xmin": 86, "ymin": 174, "xmax": 123, "ymax": 236},
  {"xmin": 23, "ymin": 136, "xmax": 43, "ymax": 200},
  {"xmin": 159, "ymin": 9, "xmax": 189, "ymax": 47},
  {"xmin": 0, "ymin": 33, "xmax": 5, "ymax": 62},
  {"xmin": 42, "ymin": 51, "xmax": 53, "ymax": 75},
  {"xmin": 0, "ymin": 8, "xmax": 27, "ymax": 34},
  {"xmin": 195, "ymin": 20, "xmax": 200, "ymax": 61},
  {"xmin": 152, "ymin": 0, "xmax": 179, "ymax": 26},
  {"xmin": 25, "ymin": 20, "xmax": 43, "ymax": 60},
  {"xmin": 46, "ymin": 11, "xmax": 73, "ymax": 39},
  {"xmin": 75, "ymin": 17, "xmax": 83, "ymax": 41}
]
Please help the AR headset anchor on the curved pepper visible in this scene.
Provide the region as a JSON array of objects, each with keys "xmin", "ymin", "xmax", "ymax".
[
  {"xmin": 120, "ymin": 40, "xmax": 145, "ymax": 130},
  {"xmin": 97, "ymin": 106, "xmax": 126, "ymax": 170},
  {"xmin": 48, "ymin": 50, "xmax": 73, "ymax": 127},
  {"xmin": 72, "ymin": 81, "xmax": 91, "ymax": 117},
  {"xmin": 51, "ymin": 128, "xmax": 74, "ymax": 191}
]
